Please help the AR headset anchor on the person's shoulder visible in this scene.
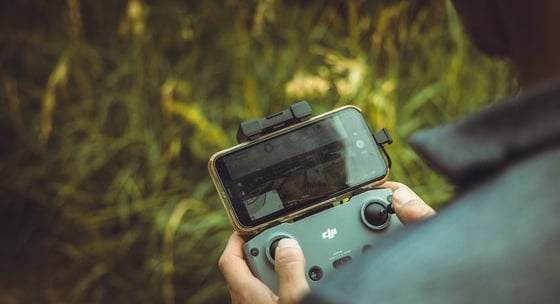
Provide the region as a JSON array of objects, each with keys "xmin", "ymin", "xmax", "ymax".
[{"xmin": 302, "ymin": 145, "xmax": 560, "ymax": 304}]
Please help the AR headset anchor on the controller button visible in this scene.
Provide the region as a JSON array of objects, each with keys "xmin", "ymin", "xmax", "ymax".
[
  {"xmin": 250, "ymin": 247, "xmax": 259, "ymax": 257},
  {"xmin": 332, "ymin": 256, "xmax": 353, "ymax": 269},
  {"xmin": 387, "ymin": 194, "xmax": 393, "ymax": 203},
  {"xmin": 308, "ymin": 266, "xmax": 323, "ymax": 281},
  {"xmin": 362, "ymin": 201, "xmax": 390, "ymax": 229}
]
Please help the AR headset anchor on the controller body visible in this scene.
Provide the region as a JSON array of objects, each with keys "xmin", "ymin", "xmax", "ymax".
[{"xmin": 242, "ymin": 188, "xmax": 402, "ymax": 292}]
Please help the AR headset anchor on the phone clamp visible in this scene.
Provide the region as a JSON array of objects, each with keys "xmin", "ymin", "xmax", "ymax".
[
  {"xmin": 372, "ymin": 127, "xmax": 393, "ymax": 173},
  {"xmin": 374, "ymin": 128, "xmax": 392, "ymax": 146},
  {"xmin": 236, "ymin": 101, "xmax": 312, "ymax": 144}
]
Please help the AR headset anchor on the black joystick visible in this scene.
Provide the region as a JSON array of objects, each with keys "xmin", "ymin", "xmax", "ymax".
[
  {"xmin": 269, "ymin": 237, "xmax": 288, "ymax": 261},
  {"xmin": 362, "ymin": 202, "xmax": 391, "ymax": 229}
]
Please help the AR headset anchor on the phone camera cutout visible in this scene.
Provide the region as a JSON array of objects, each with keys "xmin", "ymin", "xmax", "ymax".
[{"xmin": 355, "ymin": 140, "xmax": 365, "ymax": 149}]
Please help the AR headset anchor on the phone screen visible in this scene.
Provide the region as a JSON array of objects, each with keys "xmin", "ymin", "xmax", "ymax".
[{"xmin": 213, "ymin": 107, "xmax": 387, "ymax": 228}]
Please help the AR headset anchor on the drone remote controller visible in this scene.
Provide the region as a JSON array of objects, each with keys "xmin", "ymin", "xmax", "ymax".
[{"xmin": 242, "ymin": 188, "xmax": 402, "ymax": 292}]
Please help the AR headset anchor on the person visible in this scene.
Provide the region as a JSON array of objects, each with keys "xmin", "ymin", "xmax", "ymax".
[{"xmin": 219, "ymin": 0, "xmax": 560, "ymax": 303}]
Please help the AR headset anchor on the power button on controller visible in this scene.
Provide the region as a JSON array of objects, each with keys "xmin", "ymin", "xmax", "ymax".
[{"xmin": 250, "ymin": 247, "xmax": 259, "ymax": 257}]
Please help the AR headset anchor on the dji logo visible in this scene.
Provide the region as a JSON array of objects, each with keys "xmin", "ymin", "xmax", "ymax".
[{"xmin": 321, "ymin": 228, "xmax": 337, "ymax": 240}]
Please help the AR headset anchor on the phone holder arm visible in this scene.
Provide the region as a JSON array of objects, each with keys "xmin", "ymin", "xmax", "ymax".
[{"xmin": 236, "ymin": 101, "xmax": 312, "ymax": 144}]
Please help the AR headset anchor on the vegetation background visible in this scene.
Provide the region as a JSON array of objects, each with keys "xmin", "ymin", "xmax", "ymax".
[{"xmin": 0, "ymin": 0, "xmax": 513, "ymax": 303}]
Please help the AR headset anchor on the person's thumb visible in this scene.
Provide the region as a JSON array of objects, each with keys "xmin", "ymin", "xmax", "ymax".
[
  {"xmin": 274, "ymin": 238, "xmax": 310, "ymax": 304},
  {"xmin": 392, "ymin": 185, "xmax": 436, "ymax": 224}
]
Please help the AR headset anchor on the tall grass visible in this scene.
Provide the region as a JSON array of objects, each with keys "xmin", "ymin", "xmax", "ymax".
[{"xmin": 0, "ymin": 0, "xmax": 512, "ymax": 303}]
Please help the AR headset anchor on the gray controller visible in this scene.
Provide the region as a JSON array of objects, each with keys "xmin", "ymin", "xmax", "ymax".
[{"xmin": 242, "ymin": 189, "xmax": 402, "ymax": 292}]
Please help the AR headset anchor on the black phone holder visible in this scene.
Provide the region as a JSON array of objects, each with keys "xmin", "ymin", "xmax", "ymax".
[
  {"xmin": 236, "ymin": 101, "xmax": 313, "ymax": 144},
  {"xmin": 236, "ymin": 100, "xmax": 393, "ymax": 150}
]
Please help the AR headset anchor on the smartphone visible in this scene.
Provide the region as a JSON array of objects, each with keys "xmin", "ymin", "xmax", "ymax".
[{"xmin": 208, "ymin": 105, "xmax": 389, "ymax": 234}]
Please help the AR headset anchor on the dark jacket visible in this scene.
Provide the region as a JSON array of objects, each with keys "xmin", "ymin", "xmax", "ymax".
[{"xmin": 303, "ymin": 80, "xmax": 560, "ymax": 303}]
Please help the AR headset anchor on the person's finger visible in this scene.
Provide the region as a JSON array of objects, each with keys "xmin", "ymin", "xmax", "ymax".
[
  {"xmin": 274, "ymin": 238, "xmax": 309, "ymax": 304},
  {"xmin": 219, "ymin": 233, "xmax": 255, "ymax": 287},
  {"xmin": 380, "ymin": 181, "xmax": 403, "ymax": 192},
  {"xmin": 380, "ymin": 181, "xmax": 436, "ymax": 224}
]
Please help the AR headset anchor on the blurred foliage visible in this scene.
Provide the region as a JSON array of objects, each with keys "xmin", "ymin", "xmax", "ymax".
[{"xmin": 0, "ymin": 0, "xmax": 512, "ymax": 303}]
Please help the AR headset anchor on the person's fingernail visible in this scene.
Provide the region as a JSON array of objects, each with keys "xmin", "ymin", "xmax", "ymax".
[
  {"xmin": 393, "ymin": 187, "xmax": 416, "ymax": 208},
  {"xmin": 277, "ymin": 238, "xmax": 300, "ymax": 250}
]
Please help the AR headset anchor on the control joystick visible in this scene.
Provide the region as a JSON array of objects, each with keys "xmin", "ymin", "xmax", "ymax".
[
  {"xmin": 361, "ymin": 200, "xmax": 394, "ymax": 229},
  {"xmin": 243, "ymin": 189, "xmax": 402, "ymax": 292},
  {"xmin": 267, "ymin": 236, "xmax": 290, "ymax": 262}
]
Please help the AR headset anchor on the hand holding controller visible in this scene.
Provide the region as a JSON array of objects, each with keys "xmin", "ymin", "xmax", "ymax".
[{"xmin": 242, "ymin": 188, "xmax": 402, "ymax": 292}]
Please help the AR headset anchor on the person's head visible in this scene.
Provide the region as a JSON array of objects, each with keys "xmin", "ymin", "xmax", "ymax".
[{"xmin": 451, "ymin": 0, "xmax": 560, "ymax": 87}]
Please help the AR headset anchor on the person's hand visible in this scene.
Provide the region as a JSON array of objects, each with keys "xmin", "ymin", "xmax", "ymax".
[
  {"xmin": 219, "ymin": 233, "xmax": 309, "ymax": 304},
  {"xmin": 380, "ymin": 181, "xmax": 436, "ymax": 224}
]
